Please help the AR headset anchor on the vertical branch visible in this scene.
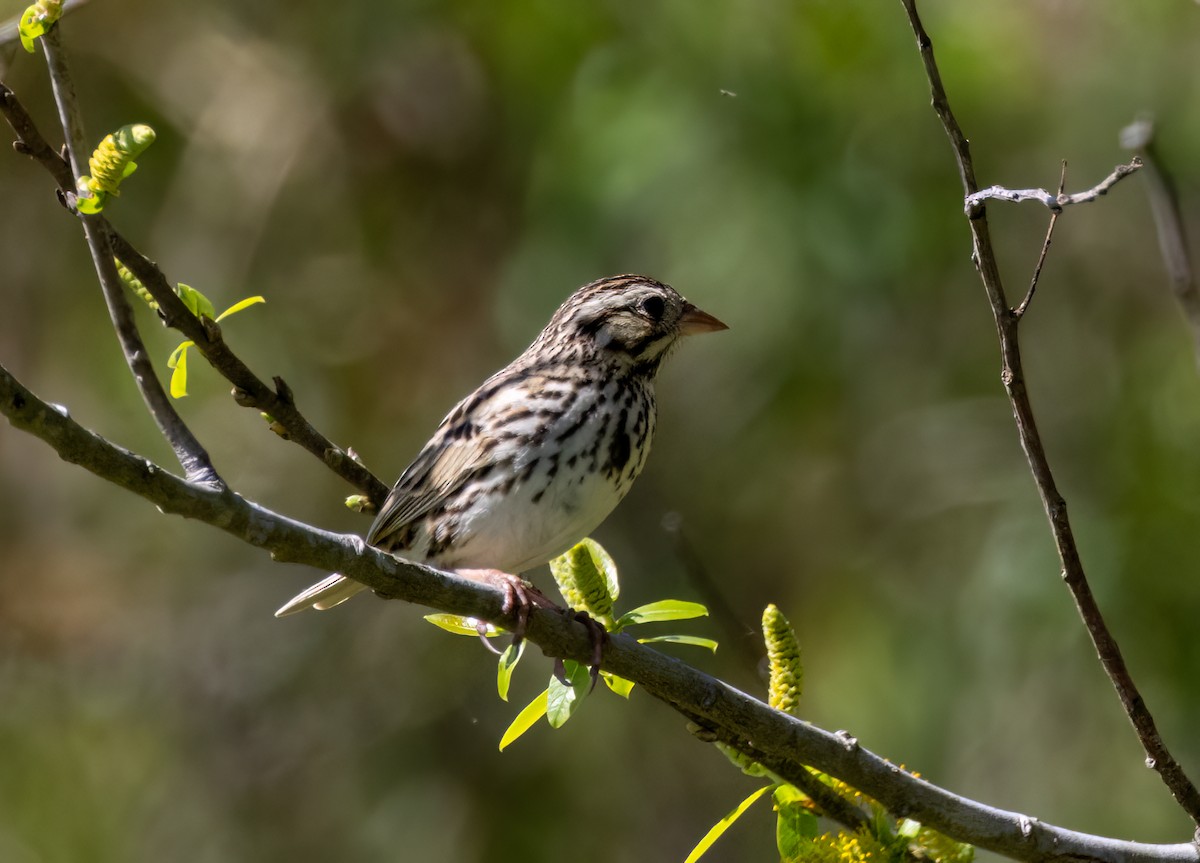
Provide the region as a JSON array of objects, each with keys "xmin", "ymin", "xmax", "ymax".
[
  {"xmin": 39, "ymin": 25, "xmax": 221, "ymax": 487},
  {"xmin": 899, "ymin": 0, "xmax": 1200, "ymax": 828}
]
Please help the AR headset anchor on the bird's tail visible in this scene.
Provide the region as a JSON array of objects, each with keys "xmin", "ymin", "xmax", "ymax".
[{"xmin": 274, "ymin": 574, "xmax": 368, "ymax": 617}]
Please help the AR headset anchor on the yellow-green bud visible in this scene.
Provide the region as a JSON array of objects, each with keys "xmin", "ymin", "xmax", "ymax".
[{"xmin": 763, "ymin": 604, "xmax": 803, "ymax": 716}]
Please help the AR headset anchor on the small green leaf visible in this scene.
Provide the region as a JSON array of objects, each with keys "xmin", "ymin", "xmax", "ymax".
[
  {"xmin": 176, "ymin": 283, "xmax": 216, "ymax": 320},
  {"xmin": 216, "ymin": 295, "xmax": 266, "ymax": 321},
  {"xmin": 548, "ymin": 537, "xmax": 619, "ymax": 623},
  {"xmin": 546, "ymin": 659, "xmax": 590, "ymax": 728},
  {"xmin": 774, "ymin": 785, "xmax": 819, "ymax": 859},
  {"xmin": 18, "ymin": 0, "xmax": 61, "ymax": 53},
  {"xmin": 615, "ymin": 599, "xmax": 708, "ymax": 629},
  {"xmin": 168, "ymin": 342, "xmax": 191, "ymax": 398},
  {"xmin": 75, "ymin": 187, "xmax": 105, "ymax": 214},
  {"xmin": 423, "ymin": 613, "xmax": 502, "ymax": 637},
  {"xmin": 637, "ymin": 634, "xmax": 719, "ymax": 652},
  {"xmin": 684, "ymin": 784, "xmax": 775, "ymax": 863},
  {"xmin": 499, "ymin": 689, "xmax": 548, "ymax": 751},
  {"xmin": 497, "ymin": 639, "xmax": 525, "ymax": 702},
  {"xmin": 601, "ymin": 672, "xmax": 635, "ymax": 698}
]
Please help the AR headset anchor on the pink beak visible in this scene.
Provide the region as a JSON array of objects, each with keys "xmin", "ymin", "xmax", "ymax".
[{"xmin": 679, "ymin": 302, "xmax": 729, "ymax": 336}]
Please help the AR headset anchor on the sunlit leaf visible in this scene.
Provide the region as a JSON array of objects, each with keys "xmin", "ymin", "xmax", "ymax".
[
  {"xmin": 18, "ymin": 0, "xmax": 62, "ymax": 53},
  {"xmin": 423, "ymin": 613, "xmax": 502, "ymax": 637},
  {"xmin": 168, "ymin": 343, "xmax": 191, "ymax": 398},
  {"xmin": 601, "ymin": 671, "xmax": 634, "ymax": 698},
  {"xmin": 615, "ymin": 599, "xmax": 708, "ymax": 629},
  {"xmin": 497, "ymin": 639, "xmax": 525, "ymax": 701},
  {"xmin": 683, "ymin": 784, "xmax": 775, "ymax": 863},
  {"xmin": 548, "ymin": 537, "xmax": 619, "ymax": 624},
  {"xmin": 176, "ymin": 283, "xmax": 215, "ymax": 320},
  {"xmin": 498, "ymin": 689, "xmax": 548, "ymax": 751},
  {"xmin": 637, "ymin": 634, "xmax": 718, "ymax": 652},
  {"xmin": 75, "ymin": 189, "xmax": 104, "ymax": 214},
  {"xmin": 216, "ymin": 295, "xmax": 266, "ymax": 321},
  {"xmin": 546, "ymin": 659, "xmax": 590, "ymax": 728}
]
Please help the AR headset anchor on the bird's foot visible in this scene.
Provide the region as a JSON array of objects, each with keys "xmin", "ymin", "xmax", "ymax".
[
  {"xmin": 453, "ymin": 568, "xmax": 557, "ymax": 650},
  {"xmin": 552, "ymin": 609, "xmax": 608, "ymax": 693}
]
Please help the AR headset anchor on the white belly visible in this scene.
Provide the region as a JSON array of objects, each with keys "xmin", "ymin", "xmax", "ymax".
[{"xmin": 425, "ymin": 377, "xmax": 654, "ymax": 573}]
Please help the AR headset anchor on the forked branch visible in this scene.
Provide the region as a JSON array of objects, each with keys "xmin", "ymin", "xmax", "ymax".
[
  {"xmin": 0, "ymin": 35, "xmax": 390, "ymax": 507},
  {"xmin": 899, "ymin": 0, "xmax": 1200, "ymax": 830},
  {"xmin": 965, "ymin": 158, "xmax": 1142, "ymax": 215}
]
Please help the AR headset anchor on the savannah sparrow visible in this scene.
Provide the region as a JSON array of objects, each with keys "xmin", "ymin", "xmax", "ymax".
[{"xmin": 275, "ymin": 274, "xmax": 726, "ymax": 618}]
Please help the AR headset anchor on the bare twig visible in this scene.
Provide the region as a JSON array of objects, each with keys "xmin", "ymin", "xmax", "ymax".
[
  {"xmin": 1120, "ymin": 118, "xmax": 1200, "ymax": 367},
  {"xmin": 900, "ymin": 0, "xmax": 1200, "ymax": 830},
  {"xmin": 965, "ymin": 158, "xmax": 1142, "ymax": 215},
  {"xmin": 40, "ymin": 27, "xmax": 221, "ymax": 487},
  {"xmin": 0, "ymin": 69, "xmax": 390, "ymax": 506},
  {"xmin": 2, "ymin": 359, "xmax": 1198, "ymax": 863},
  {"xmin": 1013, "ymin": 161, "xmax": 1067, "ymax": 319}
]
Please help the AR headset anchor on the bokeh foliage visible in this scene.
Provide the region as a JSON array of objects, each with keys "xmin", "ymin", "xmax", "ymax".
[{"xmin": 1, "ymin": 1, "xmax": 1199, "ymax": 861}]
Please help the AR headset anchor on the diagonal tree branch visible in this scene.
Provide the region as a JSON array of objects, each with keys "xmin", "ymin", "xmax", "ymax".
[
  {"xmin": 0, "ymin": 62, "xmax": 389, "ymax": 507},
  {"xmin": 39, "ymin": 26, "xmax": 221, "ymax": 487},
  {"xmin": 899, "ymin": 0, "xmax": 1200, "ymax": 830},
  {"xmin": 1, "ymin": 358, "xmax": 1197, "ymax": 863}
]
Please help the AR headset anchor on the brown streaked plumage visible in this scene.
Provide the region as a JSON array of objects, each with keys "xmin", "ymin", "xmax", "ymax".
[{"xmin": 275, "ymin": 275, "xmax": 726, "ymax": 617}]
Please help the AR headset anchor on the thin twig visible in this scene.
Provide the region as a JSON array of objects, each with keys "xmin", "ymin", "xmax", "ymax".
[
  {"xmin": 1120, "ymin": 117, "xmax": 1200, "ymax": 369},
  {"xmin": 900, "ymin": 0, "xmax": 1200, "ymax": 830},
  {"xmin": 0, "ymin": 73, "xmax": 390, "ymax": 507},
  {"xmin": 39, "ymin": 27, "xmax": 221, "ymax": 487},
  {"xmin": 965, "ymin": 159, "xmax": 1142, "ymax": 215},
  {"xmin": 1013, "ymin": 161, "xmax": 1067, "ymax": 319},
  {"xmin": 2, "ymin": 358, "xmax": 1198, "ymax": 863}
]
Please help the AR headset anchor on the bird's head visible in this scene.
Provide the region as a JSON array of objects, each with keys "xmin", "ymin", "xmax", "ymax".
[{"xmin": 535, "ymin": 275, "xmax": 727, "ymax": 374}]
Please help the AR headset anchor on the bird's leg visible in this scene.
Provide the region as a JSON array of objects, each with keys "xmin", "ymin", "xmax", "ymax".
[
  {"xmin": 453, "ymin": 568, "xmax": 557, "ymax": 645},
  {"xmin": 454, "ymin": 570, "xmax": 608, "ymax": 686},
  {"xmin": 550, "ymin": 610, "xmax": 608, "ymax": 692}
]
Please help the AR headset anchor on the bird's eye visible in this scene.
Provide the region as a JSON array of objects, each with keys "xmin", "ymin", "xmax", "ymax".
[{"xmin": 639, "ymin": 295, "xmax": 666, "ymax": 321}]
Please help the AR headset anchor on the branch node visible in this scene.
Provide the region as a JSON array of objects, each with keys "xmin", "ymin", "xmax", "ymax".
[
  {"xmin": 274, "ymin": 375, "xmax": 295, "ymax": 405},
  {"xmin": 835, "ymin": 730, "xmax": 859, "ymax": 751},
  {"xmin": 231, "ymin": 386, "xmax": 256, "ymax": 407}
]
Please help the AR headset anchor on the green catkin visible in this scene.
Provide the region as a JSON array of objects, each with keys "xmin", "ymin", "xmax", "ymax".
[{"xmin": 763, "ymin": 604, "xmax": 803, "ymax": 716}]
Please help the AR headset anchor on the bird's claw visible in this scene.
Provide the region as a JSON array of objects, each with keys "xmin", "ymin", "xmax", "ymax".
[
  {"xmin": 453, "ymin": 568, "xmax": 556, "ymax": 649},
  {"xmin": 567, "ymin": 608, "xmax": 608, "ymax": 693},
  {"xmin": 476, "ymin": 619, "xmax": 502, "ymax": 655}
]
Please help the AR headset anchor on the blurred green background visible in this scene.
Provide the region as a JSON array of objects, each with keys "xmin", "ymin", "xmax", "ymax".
[{"xmin": 2, "ymin": 1, "xmax": 1199, "ymax": 861}]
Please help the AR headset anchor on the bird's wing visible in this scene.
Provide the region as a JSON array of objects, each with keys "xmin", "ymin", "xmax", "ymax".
[{"xmin": 365, "ymin": 371, "xmax": 522, "ymax": 548}]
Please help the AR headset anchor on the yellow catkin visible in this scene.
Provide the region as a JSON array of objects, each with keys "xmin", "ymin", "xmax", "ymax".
[
  {"xmin": 763, "ymin": 604, "xmax": 803, "ymax": 716},
  {"xmin": 114, "ymin": 258, "xmax": 157, "ymax": 310},
  {"xmin": 85, "ymin": 125, "xmax": 156, "ymax": 196}
]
